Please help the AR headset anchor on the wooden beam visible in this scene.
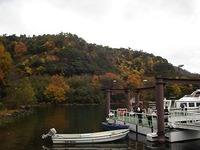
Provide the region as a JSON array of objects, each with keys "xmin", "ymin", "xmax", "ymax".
[{"xmin": 158, "ymin": 78, "xmax": 200, "ymax": 84}]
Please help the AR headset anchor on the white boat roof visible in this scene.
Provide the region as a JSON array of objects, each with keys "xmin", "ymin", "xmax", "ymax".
[{"xmin": 177, "ymin": 89, "xmax": 200, "ymax": 102}]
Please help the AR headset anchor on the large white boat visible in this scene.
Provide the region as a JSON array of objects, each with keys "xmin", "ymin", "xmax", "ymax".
[
  {"xmin": 164, "ymin": 89, "xmax": 200, "ymax": 111},
  {"xmin": 42, "ymin": 128, "xmax": 129, "ymax": 144}
]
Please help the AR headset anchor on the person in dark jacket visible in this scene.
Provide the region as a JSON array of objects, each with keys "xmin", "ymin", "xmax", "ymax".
[
  {"xmin": 137, "ymin": 105, "xmax": 143, "ymax": 124},
  {"xmin": 164, "ymin": 106, "xmax": 169, "ymax": 124}
]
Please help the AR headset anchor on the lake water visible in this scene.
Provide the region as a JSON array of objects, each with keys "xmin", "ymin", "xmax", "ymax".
[{"xmin": 0, "ymin": 105, "xmax": 200, "ymax": 150}]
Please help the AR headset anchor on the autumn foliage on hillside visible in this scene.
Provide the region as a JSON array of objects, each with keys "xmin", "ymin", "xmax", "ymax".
[{"xmin": 0, "ymin": 33, "xmax": 199, "ymax": 109}]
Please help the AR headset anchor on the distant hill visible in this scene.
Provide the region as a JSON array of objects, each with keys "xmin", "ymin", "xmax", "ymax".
[{"xmin": 0, "ymin": 32, "xmax": 196, "ymax": 78}]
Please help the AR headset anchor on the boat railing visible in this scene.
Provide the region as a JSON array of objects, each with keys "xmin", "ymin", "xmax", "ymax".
[{"xmin": 169, "ymin": 110, "xmax": 200, "ymax": 124}]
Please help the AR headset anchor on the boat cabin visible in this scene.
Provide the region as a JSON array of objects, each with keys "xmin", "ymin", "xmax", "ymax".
[{"xmin": 165, "ymin": 89, "xmax": 200, "ymax": 111}]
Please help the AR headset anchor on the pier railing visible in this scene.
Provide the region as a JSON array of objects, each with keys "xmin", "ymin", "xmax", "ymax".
[
  {"xmin": 109, "ymin": 109, "xmax": 158, "ymax": 129},
  {"xmin": 109, "ymin": 108, "xmax": 200, "ymax": 131}
]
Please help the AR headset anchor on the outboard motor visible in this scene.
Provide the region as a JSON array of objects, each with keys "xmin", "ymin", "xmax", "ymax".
[{"xmin": 42, "ymin": 128, "xmax": 57, "ymax": 139}]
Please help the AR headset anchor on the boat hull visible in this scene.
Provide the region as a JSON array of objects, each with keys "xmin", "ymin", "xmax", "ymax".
[
  {"xmin": 51, "ymin": 129, "xmax": 129, "ymax": 144},
  {"xmin": 102, "ymin": 122, "xmax": 129, "ymax": 130}
]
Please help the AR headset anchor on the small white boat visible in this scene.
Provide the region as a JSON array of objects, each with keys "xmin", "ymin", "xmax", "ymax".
[{"xmin": 42, "ymin": 128, "xmax": 129, "ymax": 144}]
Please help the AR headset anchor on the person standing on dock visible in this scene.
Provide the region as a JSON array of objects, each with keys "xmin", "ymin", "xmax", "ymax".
[
  {"xmin": 132, "ymin": 104, "xmax": 138, "ymax": 117},
  {"xmin": 133, "ymin": 104, "xmax": 138, "ymax": 112},
  {"xmin": 164, "ymin": 106, "xmax": 169, "ymax": 125},
  {"xmin": 147, "ymin": 108, "xmax": 153, "ymax": 127},
  {"xmin": 137, "ymin": 105, "xmax": 143, "ymax": 124}
]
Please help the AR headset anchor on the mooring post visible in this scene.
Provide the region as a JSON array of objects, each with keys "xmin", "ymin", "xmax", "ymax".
[
  {"xmin": 156, "ymin": 78, "xmax": 165, "ymax": 143},
  {"xmin": 136, "ymin": 125, "xmax": 138, "ymax": 140},
  {"xmin": 135, "ymin": 89, "xmax": 140, "ymax": 106},
  {"xmin": 106, "ymin": 90, "xmax": 111, "ymax": 116},
  {"xmin": 125, "ymin": 89, "xmax": 131, "ymax": 112}
]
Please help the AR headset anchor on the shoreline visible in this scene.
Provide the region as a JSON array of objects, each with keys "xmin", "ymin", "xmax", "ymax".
[
  {"xmin": 0, "ymin": 102, "xmax": 125, "ymax": 127},
  {"xmin": 0, "ymin": 108, "xmax": 34, "ymax": 127}
]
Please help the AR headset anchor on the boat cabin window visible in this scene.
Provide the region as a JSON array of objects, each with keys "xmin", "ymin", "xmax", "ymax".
[
  {"xmin": 197, "ymin": 103, "xmax": 200, "ymax": 107},
  {"xmin": 180, "ymin": 103, "xmax": 187, "ymax": 108},
  {"xmin": 194, "ymin": 91, "xmax": 200, "ymax": 97},
  {"xmin": 189, "ymin": 103, "xmax": 195, "ymax": 107}
]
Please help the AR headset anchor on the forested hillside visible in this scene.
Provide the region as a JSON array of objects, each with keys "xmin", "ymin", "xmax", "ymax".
[{"xmin": 0, "ymin": 32, "xmax": 199, "ymax": 109}]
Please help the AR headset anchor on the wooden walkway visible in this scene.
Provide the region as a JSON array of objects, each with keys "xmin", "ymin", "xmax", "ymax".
[{"xmin": 109, "ymin": 109, "xmax": 158, "ymax": 130}]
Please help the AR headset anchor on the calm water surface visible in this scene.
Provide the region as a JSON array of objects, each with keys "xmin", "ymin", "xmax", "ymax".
[{"xmin": 0, "ymin": 105, "xmax": 200, "ymax": 150}]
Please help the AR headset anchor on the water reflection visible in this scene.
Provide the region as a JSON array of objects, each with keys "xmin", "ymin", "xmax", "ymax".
[{"xmin": 42, "ymin": 142, "xmax": 129, "ymax": 150}]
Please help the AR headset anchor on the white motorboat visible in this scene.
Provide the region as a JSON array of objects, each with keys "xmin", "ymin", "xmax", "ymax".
[{"xmin": 42, "ymin": 128, "xmax": 129, "ymax": 144}]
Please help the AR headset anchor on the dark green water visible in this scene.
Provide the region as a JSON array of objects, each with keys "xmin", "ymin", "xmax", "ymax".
[{"xmin": 0, "ymin": 105, "xmax": 200, "ymax": 150}]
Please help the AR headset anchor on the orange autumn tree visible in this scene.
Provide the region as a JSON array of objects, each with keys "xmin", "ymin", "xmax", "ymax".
[
  {"xmin": 44, "ymin": 75, "xmax": 70, "ymax": 104},
  {"xmin": 14, "ymin": 41, "xmax": 27, "ymax": 56},
  {"xmin": 99, "ymin": 72, "xmax": 124, "ymax": 89},
  {"xmin": 91, "ymin": 75, "xmax": 100, "ymax": 86},
  {"xmin": 126, "ymin": 74, "xmax": 142, "ymax": 90}
]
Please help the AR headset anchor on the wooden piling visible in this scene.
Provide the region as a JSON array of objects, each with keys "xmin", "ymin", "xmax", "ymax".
[
  {"xmin": 106, "ymin": 90, "xmax": 110, "ymax": 117},
  {"xmin": 155, "ymin": 78, "xmax": 165, "ymax": 143}
]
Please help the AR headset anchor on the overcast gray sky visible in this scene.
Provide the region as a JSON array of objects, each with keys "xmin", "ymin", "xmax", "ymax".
[{"xmin": 1, "ymin": 0, "xmax": 200, "ymax": 74}]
